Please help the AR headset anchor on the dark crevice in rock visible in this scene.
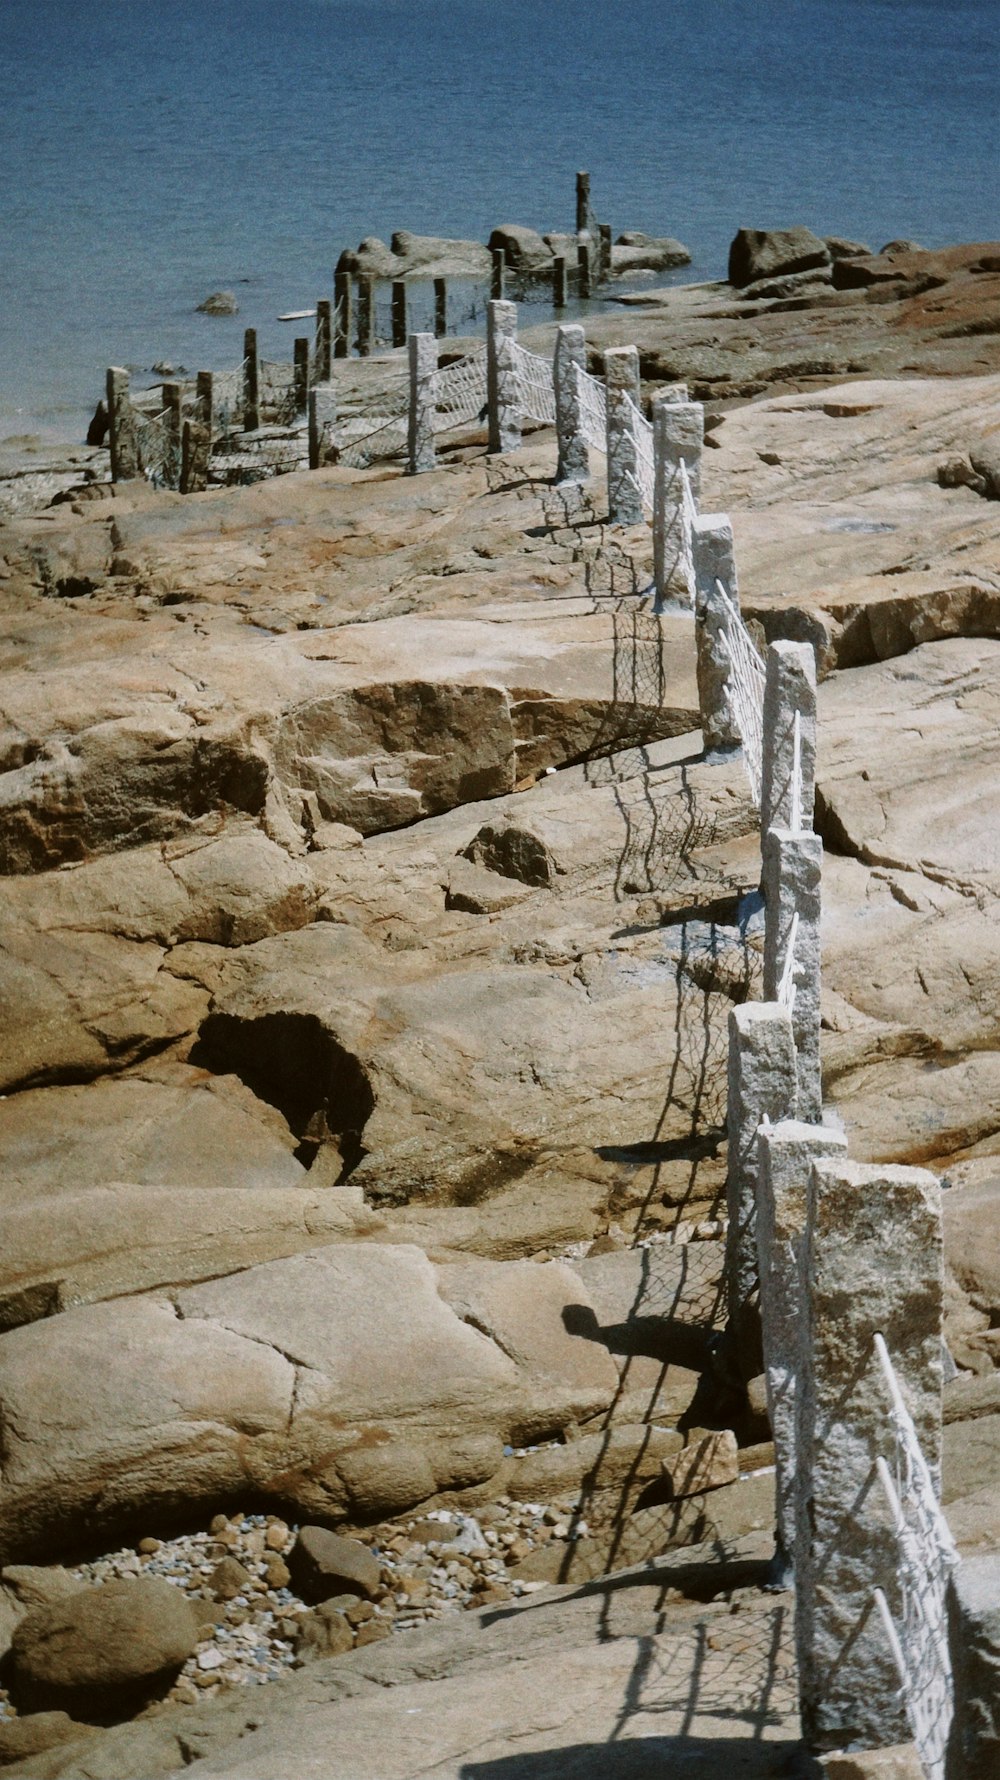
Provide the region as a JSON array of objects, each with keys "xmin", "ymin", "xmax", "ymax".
[{"xmin": 191, "ymin": 1011, "xmax": 374, "ymax": 1183}]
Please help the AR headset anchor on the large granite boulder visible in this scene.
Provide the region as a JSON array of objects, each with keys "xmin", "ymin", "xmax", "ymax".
[
  {"xmin": 728, "ymin": 225, "xmax": 832, "ymax": 288},
  {"xmin": 9, "ymin": 1578, "xmax": 198, "ymax": 1706},
  {"xmin": 488, "ymin": 225, "xmax": 553, "ymax": 273}
]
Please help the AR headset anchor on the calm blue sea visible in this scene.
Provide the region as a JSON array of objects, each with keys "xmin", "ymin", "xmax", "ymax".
[{"xmin": 1, "ymin": 0, "xmax": 997, "ymax": 442}]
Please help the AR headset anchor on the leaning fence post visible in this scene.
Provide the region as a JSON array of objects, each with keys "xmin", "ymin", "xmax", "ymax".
[
  {"xmin": 408, "ymin": 332, "xmax": 437, "ymax": 474},
  {"xmin": 391, "ymin": 281, "xmax": 408, "ymax": 349},
  {"xmin": 314, "ymin": 300, "xmax": 332, "ymax": 383},
  {"xmin": 334, "ymin": 269, "xmax": 352, "ymax": 359},
  {"xmin": 357, "ymin": 277, "xmax": 375, "ymax": 357},
  {"xmin": 692, "ymin": 515, "xmax": 742, "ymax": 750},
  {"xmin": 433, "ymin": 277, "xmax": 447, "ymax": 339},
  {"xmin": 491, "ymin": 249, "xmax": 505, "ymax": 302},
  {"xmin": 106, "ymin": 368, "xmax": 139, "ymax": 481},
  {"xmin": 554, "ymin": 323, "xmax": 587, "ymax": 484},
  {"xmin": 796, "ymin": 1157, "xmax": 943, "ymax": 1753},
  {"xmin": 756, "ymin": 1118, "xmax": 847, "ymax": 1574},
  {"xmin": 652, "ymin": 397, "xmax": 703, "ymax": 605},
  {"xmin": 760, "ymin": 641, "xmax": 817, "ymax": 837},
  {"xmin": 308, "ymin": 383, "xmax": 338, "ymax": 470},
  {"xmin": 604, "ymin": 345, "xmax": 643, "ymax": 525},
  {"xmin": 293, "ymin": 337, "xmax": 309, "ymax": 415},
  {"xmin": 162, "ymin": 380, "xmax": 183, "ymax": 489},
  {"xmin": 723, "ymin": 1001, "xmax": 798, "ymax": 1378},
  {"xmin": 243, "ymin": 328, "xmax": 260, "ymax": 431},
  {"xmin": 486, "ymin": 299, "xmax": 520, "ymax": 454},
  {"xmin": 553, "ymin": 255, "xmax": 567, "ymax": 309}
]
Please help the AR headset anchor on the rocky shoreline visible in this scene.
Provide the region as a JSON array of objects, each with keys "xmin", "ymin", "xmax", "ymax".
[{"xmin": 0, "ymin": 234, "xmax": 998, "ymax": 1776}]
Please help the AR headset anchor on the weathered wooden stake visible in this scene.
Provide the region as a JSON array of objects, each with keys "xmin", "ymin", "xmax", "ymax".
[
  {"xmin": 433, "ymin": 277, "xmax": 447, "ymax": 339},
  {"xmin": 577, "ymin": 239, "xmax": 592, "ymax": 299},
  {"xmin": 106, "ymin": 367, "xmax": 139, "ymax": 481},
  {"xmin": 553, "ymin": 255, "xmax": 567, "ymax": 309},
  {"xmin": 491, "ymin": 249, "xmax": 505, "ymax": 302},
  {"xmin": 243, "ymin": 328, "xmax": 260, "ymax": 431},
  {"xmin": 391, "ymin": 281, "xmax": 408, "ymax": 349},
  {"xmin": 314, "ymin": 300, "xmax": 332, "ymax": 383},
  {"xmin": 162, "ymin": 380, "xmax": 183, "ymax": 489},
  {"xmin": 334, "ymin": 269, "xmax": 352, "ymax": 359},
  {"xmin": 195, "ymin": 369, "xmax": 213, "ymax": 434},
  {"xmin": 599, "ymin": 222, "xmax": 612, "ymax": 281},
  {"xmin": 293, "ymin": 338, "xmax": 309, "ymax": 414},
  {"xmin": 357, "ymin": 277, "xmax": 375, "ymax": 357},
  {"xmin": 576, "ymin": 170, "xmax": 591, "ymax": 233}
]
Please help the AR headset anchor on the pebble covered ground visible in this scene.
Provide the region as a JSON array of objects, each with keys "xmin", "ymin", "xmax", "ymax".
[{"xmin": 0, "ymin": 1490, "xmax": 589, "ymax": 1718}]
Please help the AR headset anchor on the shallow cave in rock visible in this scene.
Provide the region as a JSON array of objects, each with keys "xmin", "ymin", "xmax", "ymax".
[{"xmin": 191, "ymin": 1011, "xmax": 375, "ymax": 1180}]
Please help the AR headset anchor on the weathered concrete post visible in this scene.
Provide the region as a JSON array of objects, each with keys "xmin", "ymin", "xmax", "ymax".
[
  {"xmin": 756, "ymin": 1119, "xmax": 848, "ymax": 1571},
  {"xmin": 486, "ymin": 299, "xmax": 519, "ymax": 454},
  {"xmin": 723, "ymin": 1002, "xmax": 798, "ymax": 1377},
  {"xmin": 554, "ymin": 323, "xmax": 588, "ymax": 484},
  {"xmin": 576, "ymin": 170, "xmax": 590, "ymax": 233},
  {"xmin": 106, "ymin": 368, "xmax": 139, "ymax": 481},
  {"xmin": 162, "ymin": 380, "xmax": 183, "ymax": 489},
  {"xmin": 408, "ymin": 332, "xmax": 437, "ymax": 475},
  {"xmin": 308, "ymin": 383, "xmax": 337, "ymax": 470},
  {"xmin": 796, "ymin": 1157, "xmax": 943, "ymax": 1753},
  {"xmin": 947, "ymin": 1555, "xmax": 1000, "ymax": 1780},
  {"xmin": 433, "ymin": 278, "xmax": 447, "ymax": 339},
  {"xmin": 357, "ymin": 277, "xmax": 376, "ymax": 357},
  {"xmin": 391, "ymin": 281, "xmax": 408, "ymax": 349},
  {"xmin": 293, "ymin": 338, "xmax": 309, "ymax": 415},
  {"xmin": 763, "ymin": 824, "xmax": 823, "ymax": 1122},
  {"xmin": 491, "ymin": 249, "xmax": 505, "ymax": 302},
  {"xmin": 692, "ymin": 514, "xmax": 741, "ymax": 750},
  {"xmin": 652, "ymin": 397, "xmax": 703, "ymax": 605},
  {"xmin": 180, "ymin": 414, "xmax": 211, "ymax": 494},
  {"xmin": 577, "ymin": 237, "xmax": 592, "ymax": 298},
  {"xmin": 553, "ymin": 255, "xmax": 567, "ymax": 309},
  {"xmin": 760, "ymin": 640, "xmax": 817, "ymax": 836},
  {"xmin": 334, "ymin": 269, "xmax": 352, "ymax": 359},
  {"xmin": 243, "ymin": 328, "xmax": 260, "ymax": 431},
  {"xmin": 314, "ymin": 300, "xmax": 332, "ymax": 383},
  {"xmin": 604, "ymin": 345, "xmax": 643, "ymax": 525}
]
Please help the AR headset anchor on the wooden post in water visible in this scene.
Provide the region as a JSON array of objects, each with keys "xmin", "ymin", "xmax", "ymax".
[
  {"xmin": 243, "ymin": 328, "xmax": 260, "ymax": 431},
  {"xmin": 106, "ymin": 368, "xmax": 139, "ymax": 481},
  {"xmin": 162, "ymin": 380, "xmax": 183, "ymax": 489},
  {"xmin": 391, "ymin": 281, "xmax": 408, "ymax": 349},
  {"xmin": 599, "ymin": 222, "xmax": 612, "ymax": 282},
  {"xmin": 576, "ymin": 170, "xmax": 590, "ymax": 233},
  {"xmin": 293, "ymin": 337, "xmax": 309, "ymax": 414},
  {"xmin": 334, "ymin": 269, "xmax": 351, "ymax": 359},
  {"xmin": 433, "ymin": 277, "xmax": 447, "ymax": 339},
  {"xmin": 491, "ymin": 248, "xmax": 505, "ymax": 301},
  {"xmin": 357, "ymin": 277, "xmax": 375, "ymax": 357},
  {"xmin": 577, "ymin": 238, "xmax": 592, "ymax": 299},
  {"xmin": 314, "ymin": 300, "xmax": 332, "ymax": 383},
  {"xmin": 180, "ymin": 370, "xmax": 213, "ymax": 494},
  {"xmin": 553, "ymin": 255, "xmax": 567, "ymax": 309}
]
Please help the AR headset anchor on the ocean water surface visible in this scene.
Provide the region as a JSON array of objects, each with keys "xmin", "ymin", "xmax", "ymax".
[{"xmin": 1, "ymin": 0, "xmax": 997, "ymax": 441}]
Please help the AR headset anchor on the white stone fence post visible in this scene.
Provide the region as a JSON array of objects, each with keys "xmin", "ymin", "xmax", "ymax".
[
  {"xmin": 486, "ymin": 299, "xmax": 520, "ymax": 454},
  {"xmin": 604, "ymin": 345, "xmax": 643, "ymax": 525},
  {"xmin": 407, "ymin": 332, "xmax": 437, "ymax": 474},
  {"xmin": 722, "ymin": 1001, "xmax": 798, "ymax": 1377},
  {"xmin": 794, "ymin": 1157, "xmax": 944, "ymax": 1756},
  {"xmin": 554, "ymin": 323, "xmax": 588, "ymax": 484},
  {"xmin": 308, "ymin": 382, "xmax": 338, "ymax": 470},
  {"xmin": 652, "ymin": 398, "xmax": 703, "ymax": 607}
]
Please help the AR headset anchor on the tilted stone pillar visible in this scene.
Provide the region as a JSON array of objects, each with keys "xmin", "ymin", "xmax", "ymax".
[
  {"xmin": 604, "ymin": 345, "xmax": 643, "ymax": 525},
  {"xmin": 763, "ymin": 826, "xmax": 823, "ymax": 1122},
  {"xmin": 693, "ymin": 513, "xmax": 741, "ymax": 751},
  {"xmin": 554, "ymin": 323, "xmax": 587, "ymax": 484},
  {"xmin": 756, "ymin": 1118, "xmax": 847, "ymax": 1568},
  {"xmin": 652, "ymin": 397, "xmax": 703, "ymax": 604},
  {"xmin": 796, "ymin": 1158, "xmax": 943, "ymax": 1753},
  {"xmin": 308, "ymin": 383, "xmax": 338, "ymax": 470},
  {"xmin": 486, "ymin": 299, "xmax": 520, "ymax": 454},
  {"xmin": 407, "ymin": 332, "xmax": 437, "ymax": 474},
  {"xmin": 723, "ymin": 1001, "xmax": 798, "ymax": 1377},
  {"xmin": 761, "ymin": 640, "xmax": 817, "ymax": 836},
  {"xmin": 106, "ymin": 368, "xmax": 138, "ymax": 481}
]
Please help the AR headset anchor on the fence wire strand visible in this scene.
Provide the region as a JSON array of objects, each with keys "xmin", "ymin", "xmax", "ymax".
[
  {"xmin": 434, "ymin": 346, "xmax": 488, "ymax": 434},
  {"xmin": 511, "ymin": 341, "xmax": 557, "ymax": 426},
  {"xmin": 574, "ymin": 361, "xmax": 608, "ymax": 454}
]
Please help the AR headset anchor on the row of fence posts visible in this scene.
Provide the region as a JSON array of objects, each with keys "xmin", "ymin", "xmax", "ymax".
[{"xmin": 694, "ymin": 594, "xmax": 993, "ymax": 1773}]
